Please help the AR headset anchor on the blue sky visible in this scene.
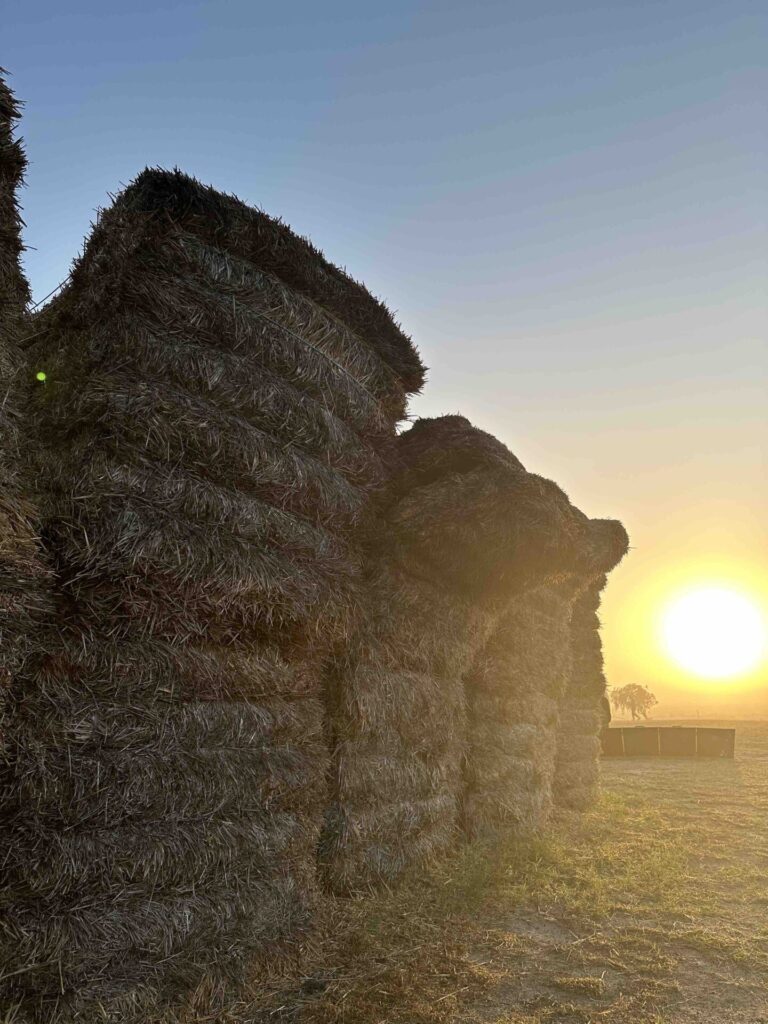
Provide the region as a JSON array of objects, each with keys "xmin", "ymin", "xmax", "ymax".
[{"xmin": 8, "ymin": 0, "xmax": 768, "ymax": 706}]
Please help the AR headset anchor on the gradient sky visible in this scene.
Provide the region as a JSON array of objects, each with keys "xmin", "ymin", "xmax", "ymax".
[{"xmin": 9, "ymin": 0, "xmax": 768, "ymax": 713}]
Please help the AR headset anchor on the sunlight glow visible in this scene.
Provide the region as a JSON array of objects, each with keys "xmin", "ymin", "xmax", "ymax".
[{"xmin": 661, "ymin": 587, "xmax": 767, "ymax": 680}]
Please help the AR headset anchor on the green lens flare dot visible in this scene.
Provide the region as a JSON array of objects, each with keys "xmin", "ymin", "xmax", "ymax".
[{"xmin": 36, "ymin": 371, "xmax": 47, "ymax": 382}]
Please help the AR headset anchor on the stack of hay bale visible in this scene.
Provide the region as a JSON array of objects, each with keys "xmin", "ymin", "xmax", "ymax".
[
  {"xmin": 0, "ymin": 168, "xmax": 424, "ymax": 1019},
  {"xmin": 0, "ymin": 74, "xmax": 51, "ymax": 691},
  {"xmin": 463, "ymin": 517, "xmax": 628, "ymax": 839},
  {"xmin": 553, "ymin": 563, "xmax": 626, "ymax": 810},
  {"xmin": 463, "ymin": 582, "xmax": 576, "ymax": 838},
  {"xmin": 321, "ymin": 415, "xmax": 601, "ymax": 892},
  {"xmin": 0, "ymin": 75, "xmax": 631, "ymax": 1017}
]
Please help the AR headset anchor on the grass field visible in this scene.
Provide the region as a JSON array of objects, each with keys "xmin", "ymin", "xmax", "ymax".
[{"xmin": 173, "ymin": 720, "xmax": 768, "ymax": 1024}]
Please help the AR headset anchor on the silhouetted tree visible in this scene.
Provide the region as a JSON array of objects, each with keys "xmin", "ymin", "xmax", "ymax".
[{"xmin": 610, "ymin": 683, "xmax": 658, "ymax": 721}]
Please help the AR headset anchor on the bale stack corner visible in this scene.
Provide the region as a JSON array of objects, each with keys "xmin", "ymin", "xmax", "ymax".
[
  {"xmin": 553, "ymin": 520, "xmax": 629, "ymax": 811},
  {"xmin": 0, "ymin": 167, "xmax": 424, "ymax": 1019},
  {"xmin": 321, "ymin": 415, "xmax": 602, "ymax": 891},
  {"xmin": 462, "ymin": 580, "xmax": 576, "ymax": 839},
  {"xmin": 463, "ymin": 513, "xmax": 628, "ymax": 837}
]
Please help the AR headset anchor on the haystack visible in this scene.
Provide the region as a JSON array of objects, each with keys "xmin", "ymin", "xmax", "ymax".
[
  {"xmin": 463, "ymin": 517, "xmax": 627, "ymax": 838},
  {"xmin": 463, "ymin": 581, "xmax": 575, "ymax": 838},
  {"xmin": 321, "ymin": 415, "xmax": 599, "ymax": 893},
  {"xmin": 0, "ymin": 72, "xmax": 50, "ymax": 687},
  {"xmin": 553, "ymin": 561, "xmax": 626, "ymax": 810},
  {"xmin": 0, "ymin": 168, "xmax": 423, "ymax": 1020}
]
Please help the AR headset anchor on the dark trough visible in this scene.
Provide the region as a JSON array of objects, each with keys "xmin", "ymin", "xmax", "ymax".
[{"xmin": 602, "ymin": 726, "xmax": 735, "ymax": 758}]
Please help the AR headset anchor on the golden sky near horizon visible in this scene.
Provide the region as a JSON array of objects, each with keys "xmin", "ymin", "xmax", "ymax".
[{"xmin": 602, "ymin": 547, "xmax": 768, "ymax": 715}]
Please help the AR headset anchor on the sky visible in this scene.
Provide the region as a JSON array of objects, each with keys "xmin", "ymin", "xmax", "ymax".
[{"xmin": 8, "ymin": 0, "xmax": 768, "ymax": 714}]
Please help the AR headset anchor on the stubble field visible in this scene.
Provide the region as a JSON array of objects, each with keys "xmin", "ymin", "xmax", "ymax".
[{"xmin": 172, "ymin": 720, "xmax": 768, "ymax": 1024}]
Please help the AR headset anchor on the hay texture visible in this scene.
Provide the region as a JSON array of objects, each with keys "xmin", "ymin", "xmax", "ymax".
[
  {"xmin": 0, "ymin": 77, "xmax": 632, "ymax": 1015},
  {"xmin": 0, "ymin": 72, "xmax": 50, "ymax": 686},
  {"xmin": 321, "ymin": 415, "xmax": 600, "ymax": 893},
  {"xmin": 553, "ymin": 564, "xmax": 625, "ymax": 811},
  {"xmin": 463, "ymin": 517, "xmax": 627, "ymax": 839},
  {"xmin": 463, "ymin": 581, "xmax": 575, "ymax": 839},
  {"xmin": 0, "ymin": 168, "xmax": 423, "ymax": 1021}
]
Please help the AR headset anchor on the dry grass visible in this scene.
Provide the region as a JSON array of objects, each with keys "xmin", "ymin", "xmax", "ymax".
[{"xmin": 160, "ymin": 720, "xmax": 768, "ymax": 1024}]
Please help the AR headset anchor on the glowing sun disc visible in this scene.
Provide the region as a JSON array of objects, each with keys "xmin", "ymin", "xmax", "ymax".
[{"xmin": 661, "ymin": 587, "xmax": 767, "ymax": 679}]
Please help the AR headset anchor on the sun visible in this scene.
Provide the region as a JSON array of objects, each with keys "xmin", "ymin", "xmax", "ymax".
[{"xmin": 661, "ymin": 587, "xmax": 767, "ymax": 680}]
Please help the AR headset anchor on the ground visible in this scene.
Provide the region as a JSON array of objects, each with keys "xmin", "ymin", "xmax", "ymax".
[{"xmin": 173, "ymin": 720, "xmax": 768, "ymax": 1024}]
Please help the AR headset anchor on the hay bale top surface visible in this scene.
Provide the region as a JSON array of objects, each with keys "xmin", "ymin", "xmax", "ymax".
[
  {"xmin": 392, "ymin": 414, "xmax": 525, "ymax": 492},
  {"xmin": 39, "ymin": 167, "xmax": 424, "ymax": 396},
  {"xmin": 386, "ymin": 416, "xmax": 628, "ymax": 598},
  {"xmin": 581, "ymin": 515, "xmax": 629, "ymax": 577}
]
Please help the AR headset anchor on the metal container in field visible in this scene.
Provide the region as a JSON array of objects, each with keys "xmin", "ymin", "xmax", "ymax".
[{"xmin": 602, "ymin": 726, "xmax": 735, "ymax": 758}]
